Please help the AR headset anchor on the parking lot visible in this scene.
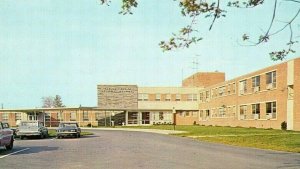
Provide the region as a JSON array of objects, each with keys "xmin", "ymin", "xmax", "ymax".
[{"xmin": 1, "ymin": 130, "xmax": 300, "ymax": 169}]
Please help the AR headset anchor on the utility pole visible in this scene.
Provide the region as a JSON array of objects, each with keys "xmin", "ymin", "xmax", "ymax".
[{"xmin": 1, "ymin": 103, "xmax": 3, "ymax": 109}]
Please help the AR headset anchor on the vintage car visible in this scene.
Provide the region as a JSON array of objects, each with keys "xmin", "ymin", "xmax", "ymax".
[
  {"xmin": 56, "ymin": 122, "xmax": 81, "ymax": 138},
  {"xmin": 16, "ymin": 121, "xmax": 48, "ymax": 139},
  {"xmin": 2, "ymin": 122, "xmax": 17, "ymax": 136},
  {"xmin": 0, "ymin": 121, "xmax": 14, "ymax": 150}
]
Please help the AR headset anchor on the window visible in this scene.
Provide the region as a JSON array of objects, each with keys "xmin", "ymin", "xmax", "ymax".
[
  {"xmin": 185, "ymin": 111, "xmax": 190, "ymax": 117},
  {"xmin": 95, "ymin": 112, "xmax": 102, "ymax": 120},
  {"xmin": 44, "ymin": 113, "xmax": 51, "ymax": 122},
  {"xmin": 83, "ymin": 111, "xmax": 89, "ymax": 121},
  {"xmin": 219, "ymin": 107, "xmax": 226, "ymax": 117},
  {"xmin": 211, "ymin": 109, "xmax": 217, "ymax": 118},
  {"xmin": 192, "ymin": 111, "xmax": 198, "ymax": 117},
  {"xmin": 252, "ymin": 76, "xmax": 260, "ymax": 92},
  {"xmin": 266, "ymin": 71, "xmax": 276, "ymax": 88},
  {"xmin": 138, "ymin": 93, "xmax": 143, "ymax": 101},
  {"xmin": 232, "ymin": 83, "xmax": 236, "ymax": 93},
  {"xmin": 155, "ymin": 94, "xmax": 161, "ymax": 101},
  {"xmin": 219, "ymin": 86, "xmax": 226, "ymax": 96},
  {"xmin": 239, "ymin": 105, "xmax": 247, "ymax": 120},
  {"xmin": 211, "ymin": 89, "xmax": 215, "ymax": 98},
  {"xmin": 15, "ymin": 113, "xmax": 22, "ymax": 121},
  {"xmin": 187, "ymin": 94, "xmax": 197, "ymax": 101},
  {"xmin": 252, "ymin": 76, "xmax": 260, "ymax": 87},
  {"xmin": 138, "ymin": 93, "xmax": 148, "ymax": 101},
  {"xmin": 57, "ymin": 112, "xmax": 63, "ymax": 121},
  {"xmin": 165, "ymin": 94, "xmax": 171, "ymax": 101},
  {"xmin": 175, "ymin": 94, "xmax": 181, "ymax": 101},
  {"xmin": 70, "ymin": 112, "xmax": 76, "ymax": 121},
  {"xmin": 232, "ymin": 106, "xmax": 236, "ymax": 117},
  {"xmin": 239, "ymin": 80, "xmax": 247, "ymax": 94},
  {"xmin": 159, "ymin": 112, "xmax": 164, "ymax": 120},
  {"xmin": 2, "ymin": 113, "xmax": 9, "ymax": 121},
  {"xmin": 205, "ymin": 91, "xmax": 210, "ymax": 100},
  {"xmin": 179, "ymin": 111, "xmax": 184, "ymax": 117},
  {"xmin": 199, "ymin": 110, "xmax": 203, "ymax": 118},
  {"xmin": 200, "ymin": 92, "xmax": 204, "ymax": 102},
  {"xmin": 252, "ymin": 104, "xmax": 260, "ymax": 119},
  {"xmin": 266, "ymin": 102, "xmax": 276, "ymax": 119},
  {"xmin": 227, "ymin": 84, "xmax": 231, "ymax": 94}
]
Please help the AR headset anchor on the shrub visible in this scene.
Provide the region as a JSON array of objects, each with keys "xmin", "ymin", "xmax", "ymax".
[
  {"xmin": 86, "ymin": 123, "xmax": 91, "ymax": 127},
  {"xmin": 193, "ymin": 121, "xmax": 197, "ymax": 125},
  {"xmin": 281, "ymin": 121, "xmax": 287, "ymax": 130}
]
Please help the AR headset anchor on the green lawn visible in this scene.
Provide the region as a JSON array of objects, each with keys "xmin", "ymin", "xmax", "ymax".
[
  {"xmin": 120, "ymin": 125, "xmax": 300, "ymax": 153},
  {"xmin": 48, "ymin": 129, "xmax": 94, "ymax": 137}
]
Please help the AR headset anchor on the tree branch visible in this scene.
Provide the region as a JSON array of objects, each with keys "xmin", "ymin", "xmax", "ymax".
[{"xmin": 209, "ymin": 0, "xmax": 220, "ymax": 30}]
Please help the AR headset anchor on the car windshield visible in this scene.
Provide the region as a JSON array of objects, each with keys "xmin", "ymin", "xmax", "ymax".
[
  {"xmin": 21, "ymin": 122, "xmax": 38, "ymax": 127},
  {"xmin": 60, "ymin": 123, "xmax": 77, "ymax": 127}
]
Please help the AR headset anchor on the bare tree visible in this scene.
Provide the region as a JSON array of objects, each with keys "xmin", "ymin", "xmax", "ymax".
[
  {"xmin": 42, "ymin": 95, "xmax": 65, "ymax": 108},
  {"xmin": 41, "ymin": 96, "xmax": 54, "ymax": 108}
]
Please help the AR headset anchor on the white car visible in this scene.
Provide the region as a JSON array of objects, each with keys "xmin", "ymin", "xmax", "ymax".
[
  {"xmin": 0, "ymin": 121, "xmax": 14, "ymax": 150},
  {"xmin": 17, "ymin": 121, "xmax": 48, "ymax": 139}
]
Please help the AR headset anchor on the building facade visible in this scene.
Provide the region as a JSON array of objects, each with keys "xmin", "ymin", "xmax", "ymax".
[{"xmin": 0, "ymin": 58, "xmax": 299, "ymax": 131}]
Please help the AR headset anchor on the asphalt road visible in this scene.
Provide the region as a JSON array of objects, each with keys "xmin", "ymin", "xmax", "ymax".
[{"xmin": 0, "ymin": 130, "xmax": 299, "ymax": 169}]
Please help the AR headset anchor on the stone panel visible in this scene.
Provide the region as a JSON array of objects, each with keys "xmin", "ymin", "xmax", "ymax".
[{"xmin": 98, "ymin": 85, "xmax": 138, "ymax": 109}]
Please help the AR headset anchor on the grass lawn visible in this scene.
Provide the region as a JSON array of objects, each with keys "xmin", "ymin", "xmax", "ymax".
[
  {"xmin": 48, "ymin": 129, "xmax": 94, "ymax": 137},
  {"xmin": 120, "ymin": 125, "xmax": 300, "ymax": 153}
]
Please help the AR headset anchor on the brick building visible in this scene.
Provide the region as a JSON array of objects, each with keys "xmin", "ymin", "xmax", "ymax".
[{"xmin": 0, "ymin": 57, "xmax": 299, "ymax": 131}]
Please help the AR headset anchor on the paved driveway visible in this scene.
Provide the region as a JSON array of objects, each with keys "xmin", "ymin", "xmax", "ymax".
[{"xmin": 0, "ymin": 130, "xmax": 299, "ymax": 169}]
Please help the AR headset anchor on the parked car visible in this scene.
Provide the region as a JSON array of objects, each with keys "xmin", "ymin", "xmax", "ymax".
[
  {"xmin": 0, "ymin": 121, "xmax": 14, "ymax": 150},
  {"xmin": 56, "ymin": 122, "xmax": 81, "ymax": 139},
  {"xmin": 16, "ymin": 121, "xmax": 48, "ymax": 139},
  {"xmin": 2, "ymin": 122, "xmax": 17, "ymax": 137}
]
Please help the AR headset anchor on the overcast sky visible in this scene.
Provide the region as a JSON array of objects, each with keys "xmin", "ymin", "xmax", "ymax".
[{"xmin": 0, "ymin": 0, "xmax": 299, "ymax": 108}]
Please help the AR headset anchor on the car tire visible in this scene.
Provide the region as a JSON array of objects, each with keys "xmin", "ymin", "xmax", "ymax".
[
  {"xmin": 20, "ymin": 136, "xmax": 24, "ymax": 140},
  {"xmin": 5, "ymin": 137, "xmax": 14, "ymax": 150},
  {"xmin": 40, "ymin": 134, "xmax": 44, "ymax": 139},
  {"xmin": 78, "ymin": 133, "xmax": 81, "ymax": 138}
]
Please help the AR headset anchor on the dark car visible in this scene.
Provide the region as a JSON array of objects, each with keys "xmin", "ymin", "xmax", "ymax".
[{"xmin": 56, "ymin": 122, "xmax": 81, "ymax": 139}]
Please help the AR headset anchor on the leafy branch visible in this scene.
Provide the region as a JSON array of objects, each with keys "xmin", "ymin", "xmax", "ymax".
[
  {"xmin": 100, "ymin": 0, "xmax": 300, "ymax": 60},
  {"xmin": 237, "ymin": 0, "xmax": 300, "ymax": 60}
]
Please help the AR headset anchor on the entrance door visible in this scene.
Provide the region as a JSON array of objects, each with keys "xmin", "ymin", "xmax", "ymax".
[
  {"xmin": 205, "ymin": 110, "xmax": 210, "ymax": 120},
  {"xmin": 142, "ymin": 112, "xmax": 150, "ymax": 124}
]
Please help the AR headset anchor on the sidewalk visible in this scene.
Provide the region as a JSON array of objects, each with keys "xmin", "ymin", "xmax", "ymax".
[{"xmin": 80, "ymin": 127, "xmax": 187, "ymax": 135}]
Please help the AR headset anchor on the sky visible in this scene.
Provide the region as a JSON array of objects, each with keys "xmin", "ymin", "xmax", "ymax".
[{"xmin": 0, "ymin": 0, "xmax": 299, "ymax": 108}]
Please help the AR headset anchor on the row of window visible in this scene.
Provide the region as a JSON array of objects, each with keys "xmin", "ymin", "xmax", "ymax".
[
  {"xmin": 240, "ymin": 101, "xmax": 277, "ymax": 120},
  {"xmin": 199, "ymin": 101, "xmax": 277, "ymax": 120},
  {"xmin": 199, "ymin": 82, "xmax": 236, "ymax": 102},
  {"xmin": 199, "ymin": 71, "xmax": 277, "ymax": 102},
  {"xmin": 239, "ymin": 71, "xmax": 276, "ymax": 94},
  {"xmin": 138, "ymin": 93, "xmax": 198, "ymax": 101},
  {"xmin": 178, "ymin": 111, "xmax": 198, "ymax": 117},
  {"xmin": 1, "ymin": 113, "xmax": 22, "ymax": 121},
  {"xmin": 46, "ymin": 111, "xmax": 91, "ymax": 121}
]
